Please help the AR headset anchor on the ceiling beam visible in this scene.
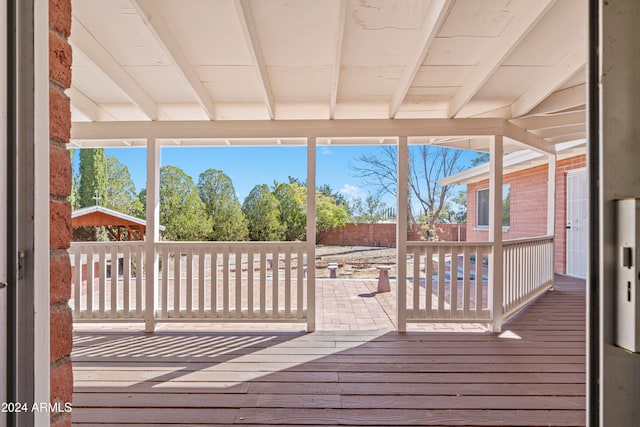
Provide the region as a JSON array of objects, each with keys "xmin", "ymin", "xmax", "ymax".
[
  {"xmin": 531, "ymin": 123, "xmax": 585, "ymax": 138},
  {"xmin": 67, "ymin": 86, "xmax": 115, "ymax": 121},
  {"xmin": 546, "ymin": 132, "xmax": 586, "ymax": 145},
  {"xmin": 329, "ymin": 0, "xmax": 348, "ymax": 119},
  {"xmin": 131, "ymin": 0, "xmax": 217, "ymax": 120},
  {"xmin": 509, "ymin": 110, "xmax": 585, "ymax": 130},
  {"xmin": 72, "ymin": 117, "xmax": 507, "ymax": 141},
  {"xmin": 503, "ymin": 121, "xmax": 556, "ymax": 155},
  {"xmin": 388, "ymin": 0, "xmax": 453, "ymax": 119},
  {"xmin": 527, "ymin": 84, "xmax": 586, "ymax": 115},
  {"xmin": 234, "ymin": 0, "xmax": 275, "ymax": 120},
  {"xmin": 447, "ymin": 0, "xmax": 557, "ymax": 118},
  {"xmin": 70, "ymin": 17, "xmax": 158, "ymax": 120},
  {"xmin": 511, "ymin": 46, "xmax": 585, "ymax": 118}
]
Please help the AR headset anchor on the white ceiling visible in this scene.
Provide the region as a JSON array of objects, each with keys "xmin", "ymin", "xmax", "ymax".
[{"xmin": 69, "ymin": 0, "xmax": 587, "ymax": 151}]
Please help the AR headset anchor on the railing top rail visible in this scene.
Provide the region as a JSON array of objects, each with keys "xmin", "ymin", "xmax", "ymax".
[
  {"xmin": 502, "ymin": 235, "xmax": 554, "ymax": 246},
  {"xmin": 154, "ymin": 241, "xmax": 308, "ymax": 249},
  {"xmin": 70, "ymin": 241, "xmax": 146, "ymax": 248},
  {"xmin": 406, "ymin": 241, "xmax": 493, "ymax": 248}
]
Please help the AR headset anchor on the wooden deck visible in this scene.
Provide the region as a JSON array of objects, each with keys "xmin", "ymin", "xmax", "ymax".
[{"xmin": 71, "ymin": 274, "xmax": 586, "ymax": 426}]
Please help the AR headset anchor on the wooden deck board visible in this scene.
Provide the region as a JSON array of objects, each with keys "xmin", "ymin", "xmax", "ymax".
[{"xmin": 72, "ymin": 274, "xmax": 586, "ymax": 426}]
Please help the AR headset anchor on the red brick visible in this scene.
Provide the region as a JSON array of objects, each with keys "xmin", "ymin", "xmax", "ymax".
[
  {"xmin": 50, "ymin": 306, "xmax": 73, "ymax": 363},
  {"xmin": 49, "ymin": 0, "xmax": 72, "ymax": 37},
  {"xmin": 50, "ymin": 251, "xmax": 71, "ymax": 305},
  {"xmin": 49, "ymin": 88, "xmax": 71, "ymax": 143},
  {"xmin": 50, "ymin": 144, "xmax": 72, "ymax": 197},
  {"xmin": 50, "ymin": 359, "xmax": 73, "ymax": 414},
  {"xmin": 50, "ymin": 415, "xmax": 72, "ymax": 427},
  {"xmin": 50, "ymin": 200, "xmax": 72, "ymax": 250},
  {"xmin": 49, "ymin": 33, "xmax": 72, "ymax": 88}
]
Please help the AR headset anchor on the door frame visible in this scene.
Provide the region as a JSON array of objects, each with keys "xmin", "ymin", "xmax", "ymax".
[
  {"xmin": 565, "ymin": 168, "xmax": 587, "ymax": 278},
  {"xmin": 5, "ymin": 0, "xmax": 50, "ymax": 424}
]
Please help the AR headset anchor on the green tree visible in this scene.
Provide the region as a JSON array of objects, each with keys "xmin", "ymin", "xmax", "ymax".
[
  {"xmin": 350, "ymin": 193, "xmax": 389, "ymax": 223},
  {"xmin": 471, "ymin": 152, "xmax": 490, "ymax": 166},
  {"xmin": 452, "ymin": 190, "xmax": 467, "ymax": 223},
  {"xmin": 104, "ymin": 155, "xmax": 143, "ymax": 218},
  {"xmin": 69, "ymin": 148, "xmax": 79, "ymax": 210},
  {"xmin": 160, "ymin": 166, "xmax": 211, "ymax": 241},
  {"xmin": 77, "ymin": 148, "xmax": 107, "ymax": 208},
  {"xmin": 316, "ymin": 192, "xmax": 349, "ymax": 243},
  {"xmin": 242, "ymin": 184, "xmax": 285, "ymax": 241},
  {"xmin": 272, "ymin": 182, "xmax": 307, "ymax": 241},
  {"xmin": 197, "ymin": 169, "xmax": 248, "ymax": 241}
]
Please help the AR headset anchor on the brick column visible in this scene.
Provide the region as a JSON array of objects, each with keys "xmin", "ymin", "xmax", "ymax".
[{"xmin": 49, "ymin": 0, "xmax": 73, "ymax": 425}]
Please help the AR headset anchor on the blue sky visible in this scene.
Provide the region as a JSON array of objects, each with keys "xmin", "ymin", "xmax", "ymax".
[{"xmin": 86, "ymin": 145, "xmax": 477, "ymax": 208}]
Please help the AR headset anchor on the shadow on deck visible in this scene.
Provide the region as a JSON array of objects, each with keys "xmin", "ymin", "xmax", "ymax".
[{"xmin": 71, "ymin": 274, "xmax": 586, "ymax": 426}]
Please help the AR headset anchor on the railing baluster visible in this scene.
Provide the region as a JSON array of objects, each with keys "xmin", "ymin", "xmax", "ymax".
[
  {"xmin": 412, "ymin": 247, "xmax": 420, "ymax": 318},
  {"xmin": 86, "ymin": 248, "xmax": 95, "ymax": 318},
  {"xmin": 424, "ymin": 246, "xmax": 433, "ymax": 318},
  {"xmin": 475, "ymin": 246, "xmax": 484, "ymax": 316},
  {"xmin": 198, "ymin": 247, "xmax": 205, "ymax": 317},
  {"xmin": 110, "ymin": 245, "xmax": 118, "ymax": 318},
  {"xmin": 123, "ymin": 246, "xmax": 131, "ymax": 318},
  {"xmin": 222, "ymin": 246, "xmax": 230, "ymax": 317},
  {"xmin": 247, "ymin": 247, "xmax": 254, "ymax": 318},
  {"xmin": 284, "ymin": 246, "xmax": 291, "ymax": 318},
  {"xmin": 272, "ymin": 247, "xmax": 279, "ymax": 319},
  {"xmin": 296, "ymin": 246, "xmax": 304, "ymax": 318},
  {"xmin": 437, "ymin": 246, "xmax": 445, "ymax": 316},
  {"xmin": 260, "ymin": 250, "xmax": 267, "ymax": 317},
  {"xmin": 98, "ymin": 246, "xmax": 106, "ymax": 318},
  {"xmin": 186, "ymin": 247, "xmax": 193, "ymax": 317},
  {"xmin": 211, "ymin": 248, "xmax": 218, "ymax": 318},
  {"xmin": 235, "ymin": 248, "xmax": 242, "ymax": 318},
  {"xmin": 161, "ymin": 247, "xmax": 168, "ymax": 318},
  {"xmin": 73, "ymin": 250, "xmax": 82, "ymax": 317},
  {"xmin": 450, "ymin": 246, "xmax": 458, "ymax": 318},
  {"xmin": 173, "ymin": 246, "xmax": 181, "ymax": 318},
  {"xmin": 463, "ymin": 246, "xmax": 471, "ymax": 318},
  {"xmin": 136, "ymin": 246, "xmax": 143, "ymax": 317}
]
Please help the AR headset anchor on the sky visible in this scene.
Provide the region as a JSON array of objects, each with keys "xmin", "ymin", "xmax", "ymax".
[{"xmin": 84, "ymin": 145, "xmax": 478, "ymax": 209}]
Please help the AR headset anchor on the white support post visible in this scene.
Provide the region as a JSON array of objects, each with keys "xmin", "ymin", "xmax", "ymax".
[
  {"xmin": 547, "ymin": 154, "xmax": 557, "ymax": 287},
  {"xmin": 396, "ymin": 136, "xmax": 409, "ymax": 332},
  {"xmin": 488, "ymin": 135, "xmax": 504, "ymax": 332},
  {"xmin": 306, "ymin": 137, "xmax": 316, "ymax": 332},
  {"xmin": 145, "ymin": 138, "xmax": 160, "ymax": 332}
]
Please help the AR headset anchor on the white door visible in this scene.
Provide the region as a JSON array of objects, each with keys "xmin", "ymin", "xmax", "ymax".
[{"xmin": 566, "ymin": 169, "xmax": 588, "ymax": 278}]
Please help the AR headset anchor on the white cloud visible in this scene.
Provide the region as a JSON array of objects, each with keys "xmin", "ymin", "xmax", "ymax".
[
  {"xmin": 339, "ymin": 184, "xmax": 365, "ymax": 200},
  {"xmin": 321, "ymin": 147, "xmax": 332, "ymax": 156}
]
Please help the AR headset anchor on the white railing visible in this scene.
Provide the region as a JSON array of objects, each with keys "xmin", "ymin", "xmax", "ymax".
[
  {"xmin": 69, "ymin": 241, "xmax": 309, "ymax": 327},
  {"xmin": 502, "ymin": 236, "xmax": 554, "ymax": 318},
  {"xmin": 69, "ymin": 242, "xmax": 146, "ymax": 320},
  {"xmin": 155, "ymin": 242, "xmax": 307, "ymax": 322},
  {"xmin": 406, "ymin": 242, "xmax": 493, "ymax": 322}
]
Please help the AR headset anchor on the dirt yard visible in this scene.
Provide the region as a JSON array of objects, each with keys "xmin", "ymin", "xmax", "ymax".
[{"xmin": 314, "ymin": 245, "xmax": 397, "ymax": 279}]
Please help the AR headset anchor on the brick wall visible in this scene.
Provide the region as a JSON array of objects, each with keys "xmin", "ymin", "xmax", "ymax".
[
  {"xmin": 320, "ymin": 223, "xmax": 466, "ymax": 247},
  {"xmin": 49, "ymin": 0, "xmax": 73, "ymax": 425},
  {"xmin": 465, "ymin": 154, "xmax": 586, "ymax": 273}
]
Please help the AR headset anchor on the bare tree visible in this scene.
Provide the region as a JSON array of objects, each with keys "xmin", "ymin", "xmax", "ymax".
[{"xmin": 350, "ymin": 145, "xmax": 463, "ymax": 234}]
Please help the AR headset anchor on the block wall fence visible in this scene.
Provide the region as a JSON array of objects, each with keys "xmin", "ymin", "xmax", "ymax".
[
  {"xmin": 320, "ymin": 223, "xmax": 466, "ymax": 247},
  {"xmin": 466, "ymin": 154, "xmax": 587, "ymax": 274},
  {"xmin": 49, "ymin": 0, "xmax": 74, "ymax": 425}
]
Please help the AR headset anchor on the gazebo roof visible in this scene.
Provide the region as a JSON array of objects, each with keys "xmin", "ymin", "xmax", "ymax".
[
  {"xmin": 69, "ymin": 0, "xmax": 587, "ymax": 153},
  {"xmin": 71, "ymin": 205, "xmax": 165, "ymax": 231}
]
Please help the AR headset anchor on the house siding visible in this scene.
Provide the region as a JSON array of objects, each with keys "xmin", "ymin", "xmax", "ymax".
[
  {"xmin": 49, "ymin": 0, "xmax": 73, "ymax": 425},
  {"xmin": 466, "ymin": 154, "xmax": 586, "ymax": 274}
]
